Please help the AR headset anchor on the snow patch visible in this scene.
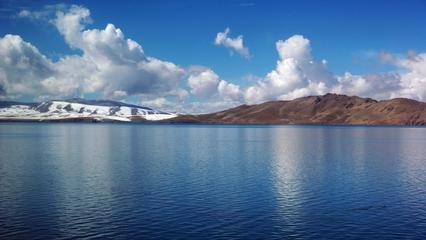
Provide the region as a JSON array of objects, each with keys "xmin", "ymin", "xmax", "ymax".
[{"xmin": 0, "ymin": 100, "xmax": 177, "ymax": 122}]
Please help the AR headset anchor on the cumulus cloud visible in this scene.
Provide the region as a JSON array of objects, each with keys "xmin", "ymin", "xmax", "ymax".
[
  {"xmin": 241, "ymin": 34, "xmax": 426, "ymax": 104},
  {"xmin": 218, "ymin": 80, "xmax": 243, "ymax": 101},
  {"xmin": 52, "ymin": 5, "xmax": 186, "ymax": 98},
  {"xmin": 332, "ymin": 72, "xmax": 401, "ymax": 99},
  {"xmin": 187, "ymin": 66, "xmax": 243, "ymax": 102},
  {"xmin": 215, "ymin": 27, "xmax": 250, "ymax": 59},
  {"xmin": 3, "ymin": 4, "xmax": 426, "ymax": 113},
  {"xmin": 330, "ymin": 52, "xmax": 426, "ymax": 101},
  {"xmin": 3, "ymin": 4, "xmax": 187, "ymax": 101},
  {"xmin": 396, "ymin": 53, "xmax": 426, "ymax": 100},
  {"xmin": 244, "ymin": 35, "xmax": 331, "ymax": 104},
  {"xmin": 0, "ymin": 34, "xmax": 54, "ymax": 98},
  {"xmin": 187, "ymin": 67, "xmax": 220, "ymax": 97}
]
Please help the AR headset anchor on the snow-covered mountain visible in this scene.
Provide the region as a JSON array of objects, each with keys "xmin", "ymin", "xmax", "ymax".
[{"xmin": 0, "ymin": 99, "xmax": 177, "ymax": 122}]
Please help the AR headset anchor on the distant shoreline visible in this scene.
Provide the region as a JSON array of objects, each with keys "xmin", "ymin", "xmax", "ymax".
[
  {"xmin": 1, "ymin": 93, "xmax": 425, "ymax": 126},
  {"xmin": 1, "ymin": 119, "xmax": 424, "ymax": 128}
]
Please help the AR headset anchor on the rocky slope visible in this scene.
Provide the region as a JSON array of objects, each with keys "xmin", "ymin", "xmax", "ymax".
[{"xmin": 168, "ymin": 93, "xmax": 426, "ymax": 125}]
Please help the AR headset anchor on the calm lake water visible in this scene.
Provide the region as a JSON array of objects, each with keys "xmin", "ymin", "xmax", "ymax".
[{"xmin": 0, "ymin": 123, "xmax": 425, "ymax": 239}]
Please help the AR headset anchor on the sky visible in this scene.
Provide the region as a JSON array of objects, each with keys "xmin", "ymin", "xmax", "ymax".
[{"xmin": 0, "ymin": 0, "xmax": 425, "ymax": 113}]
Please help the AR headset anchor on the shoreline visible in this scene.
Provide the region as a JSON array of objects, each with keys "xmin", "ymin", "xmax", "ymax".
[{"xmin": 0, "ymin": 118, "xmax": 425, "ymax": 127}]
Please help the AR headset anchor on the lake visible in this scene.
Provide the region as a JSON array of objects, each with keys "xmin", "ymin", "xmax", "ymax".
[{"xmin": 0, "ymin": 123, "xmax": 425, "ymax": 239}]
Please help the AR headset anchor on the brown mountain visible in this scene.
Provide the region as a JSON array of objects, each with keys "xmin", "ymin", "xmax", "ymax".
[{"xmin": 168, "ymin": 93, "xmax": 426, "ymax": 125}]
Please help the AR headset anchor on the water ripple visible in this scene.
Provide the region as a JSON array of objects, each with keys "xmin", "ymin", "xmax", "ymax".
[{"xmin": 0, "ymin": 124, "xmax": 425, "ymax": 239}]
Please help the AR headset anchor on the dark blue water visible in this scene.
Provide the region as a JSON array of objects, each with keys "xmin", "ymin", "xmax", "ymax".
[{"xmin": 0, "ymin": 123, "xmax": 425, "ymax": 239}]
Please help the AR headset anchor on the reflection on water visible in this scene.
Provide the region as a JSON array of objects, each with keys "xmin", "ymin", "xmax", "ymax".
[{"xmin": 0, "ymin": 123, "xmax": 425, "ymax": 239}]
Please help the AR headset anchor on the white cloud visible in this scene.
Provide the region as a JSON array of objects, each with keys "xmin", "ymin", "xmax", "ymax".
[
  {"xmin": 218, "ymin": 80, "xmax": 243, "ymax": 101},
  {"xmin": 244, "ymin": 35, "xmax": 331, "ymax": 104},
  {"xmin": 141, "ymin": 97, "xmax": 173, "ymax": 110},
  {"xmin": 54, "ymin": 5, "xmax": 92, "ymax": 48},
  {"xmin": 52, "ymin": 6, "xmax": 186, "ymax": 98},
  {"xmin": 112, "ymin": 90, "xmax": 128, "ymax": 99},
  {"xmin": 215, "ymin": 27, "xmax": 251, "ymax": 59},
  {"xmin": 276, "ymin": 35, "xmax": 311, "ymax": 61},
  {"xmin": 17, "ymin": 4, "xmax": 68, "ymax": 21},
  {"xmin": 187, "ymin": 67, "xmax": 220, "ymax": 97},
  {"xmin": 331, "ymin": 53, "xmax": 426, "ymax": 100},
  {"xmin": 3, "ymin": 5, "xmax": 426, "ymax": 113},
  {"xmin": 243, "ymin": 34, "xmax": 426, "ymax": 105},
  {"xmin": 178, "ymin": 101, "xmax": 244, "ymax": 114},
  {"xmin": 396, "ymin": 53, "xmax": 426, "ymax": 100},
  {"xmin": 3, "ymin": 4, "xmax": 187, "ymax": 101},
  {"xmin": 0, "ymin": 34, "xmax": 54, "ymax": 98},
  {"xmin": 332, "ymin": 72, "xmax": 401, "ymax": 99},
  {"xmin": 279, "ymin": 82, "xmax": 328, "ymax": 100},
  {"xmin": 140, "ymin": 95, "xmax": 242, "ymax": 114},
  {"xmin": 187, "ymin": 66, "xmax": 243, "ymax": 102}
]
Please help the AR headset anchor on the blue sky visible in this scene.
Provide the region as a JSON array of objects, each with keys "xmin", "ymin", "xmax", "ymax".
[{"xmin": 0, "ymin": 0, "xmax": 425, "ymax": 112}]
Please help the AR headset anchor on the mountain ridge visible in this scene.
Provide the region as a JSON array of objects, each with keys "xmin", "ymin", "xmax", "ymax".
[
  {"xmin": 0, "ymin": 99, "xmax": 176, "ymax": 122},
  {"xmin": 167, "ymin": 93, "xmax": 426, "ymax": 125},
  {"xmin": 1, "ymin": 94, "xmax": 425, "ymax": 125}
]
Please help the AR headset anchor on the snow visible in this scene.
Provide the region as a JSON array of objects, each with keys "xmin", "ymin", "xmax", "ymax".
[
  {"xmin": 144, "ymin": 113, "xmax": 177, "ymax": 121},
  {"xmin": 0, "ymin": 101, "xmax": 177, "ymax": 122}
]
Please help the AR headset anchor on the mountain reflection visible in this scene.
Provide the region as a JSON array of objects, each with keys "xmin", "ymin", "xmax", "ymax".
[{"xmin": 0, "ymin": 124, "xmax": 425, "ymax": 239}]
